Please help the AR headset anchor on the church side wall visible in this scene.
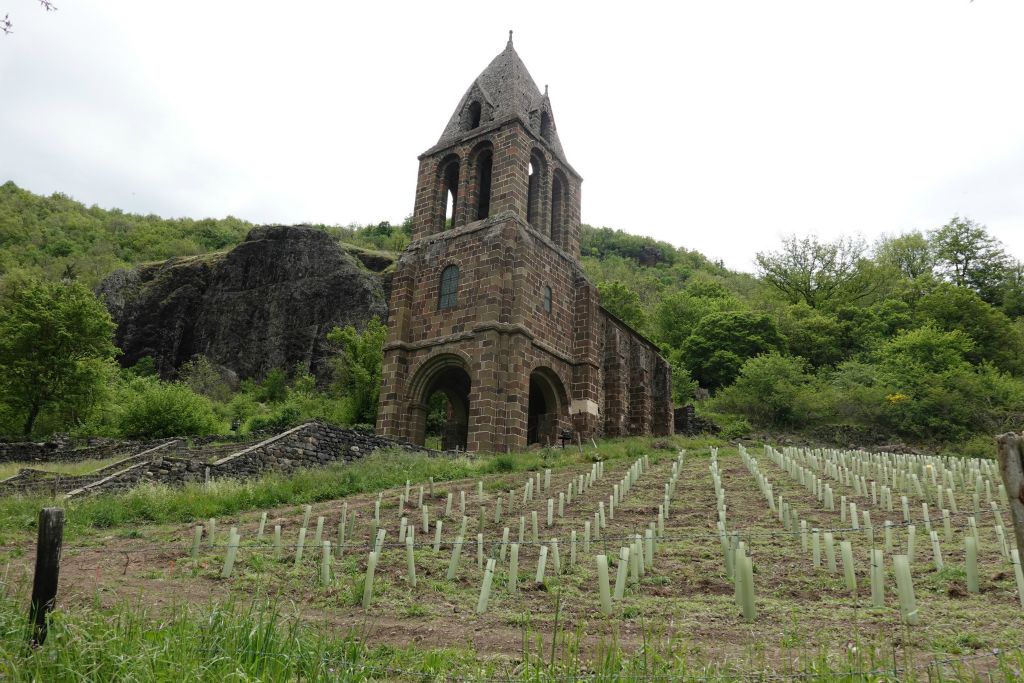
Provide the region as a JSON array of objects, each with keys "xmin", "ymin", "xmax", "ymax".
[{"xmin": 598, "ymin": 311, "xmax": 674, "ymax": 438}]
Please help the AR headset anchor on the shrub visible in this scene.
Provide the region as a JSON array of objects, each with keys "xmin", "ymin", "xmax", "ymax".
[
  {"xmin": 720, "ymin": 418, "xmax": 753, "ymax": 440},
  {"xmin": 714, "ymin": 353, "xmax": 816, "ymax": 429},
  {"xmin": 681, "ymin": 312, "xmax": 785, "ymax": 390},
  {"xmin": 118, "ymin": 378, "xmax": 221, "ymax": 438},
  {"xmin": 247, "ymin": 405, "xmax": 301, "ymax": 433}
]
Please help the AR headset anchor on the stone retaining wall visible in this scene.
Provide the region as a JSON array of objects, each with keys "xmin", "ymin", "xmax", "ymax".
[
  {"xmin": 0, "ymin": 438, "xmax": 170, "ymax": 464},
  {"xmin": 63, "ymin": 422, "xmax": 431, "ymax": 498},
  {"xmin": 0, "ymin": 441, "xmax": 181, "ymax": 495}
]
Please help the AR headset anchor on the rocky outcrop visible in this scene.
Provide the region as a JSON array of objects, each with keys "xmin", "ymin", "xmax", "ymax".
[{"xmin": 98, "ymin": 226, "xmax": 391, "ymax": 379}]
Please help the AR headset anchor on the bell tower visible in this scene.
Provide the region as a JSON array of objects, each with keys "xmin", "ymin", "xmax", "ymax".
[
  {"xmin": 377, "ymin": 34, "xmax": 671, "ymax": 453},
  {"xmin": 408, "ymin": 31, "xmax": 583, "ymax": 258}
]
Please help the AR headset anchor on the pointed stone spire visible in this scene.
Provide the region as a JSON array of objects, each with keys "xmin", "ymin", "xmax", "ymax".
[{"xmin": 429, "ymin": 37, "xmax": 569, "ymax": 164}]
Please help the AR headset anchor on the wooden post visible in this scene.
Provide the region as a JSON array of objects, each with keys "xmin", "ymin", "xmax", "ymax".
[
  {"xmin": 996, "ymin": 432, "xmax": 1024, "ymax": 555},
  {"xmin": 29, "ymin": 507, "xmax": 64, "ymax": 646}
]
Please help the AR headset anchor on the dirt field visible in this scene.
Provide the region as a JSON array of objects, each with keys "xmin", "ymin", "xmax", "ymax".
[{"xmin": 5, "ymin": 445, "xmax": 1023, "ymax": 679}]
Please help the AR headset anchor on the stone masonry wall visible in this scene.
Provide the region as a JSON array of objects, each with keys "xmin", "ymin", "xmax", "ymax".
[
  {"xmin": 62, "ymin": 422, "xmax": 430, "ymax": 498},
  {"xmin": 0, "ymin": 438, "xmax": 170, "ymax": 464},
  {"xmin": 0, "ymin": 441, "xmax": 181, "ymax": 496}
]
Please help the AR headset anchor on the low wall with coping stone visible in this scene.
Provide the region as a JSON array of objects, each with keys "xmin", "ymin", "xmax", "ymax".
[
  {"xmin": 0, "ymin": 438, "xmax": 174, "ymax": 465},
  {"xmin": 0, "ymin": 440, "xmax": 181, "ymax": 496},
  {"xmin": 62, "ymin": 422, "xmax": 432, "ymax": 498}
]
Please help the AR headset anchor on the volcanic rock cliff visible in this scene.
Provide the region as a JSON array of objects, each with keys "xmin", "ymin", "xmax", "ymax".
[{"xmin": 98, "ymin": 225, "xmax": 391, "ymax": 379}]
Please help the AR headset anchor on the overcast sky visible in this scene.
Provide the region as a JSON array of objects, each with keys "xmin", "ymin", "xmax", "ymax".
[{"xmin": 2, "ymin": 1, "xmax": 1022, "ymax": 271}]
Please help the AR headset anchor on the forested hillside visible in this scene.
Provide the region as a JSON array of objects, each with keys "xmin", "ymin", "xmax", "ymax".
[{"xmin": 1, "ymin": 181, "xmax": 1022, "ymax": 453}]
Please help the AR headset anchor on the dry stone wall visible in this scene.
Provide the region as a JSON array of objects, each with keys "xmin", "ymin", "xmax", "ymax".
[
  {"xmin": 61, "ymin": 422, "xmax": 430, "ymax": 498},
  {"xmin": 0, "ymin": 438, "xmax": 170, "ymax": 464}
]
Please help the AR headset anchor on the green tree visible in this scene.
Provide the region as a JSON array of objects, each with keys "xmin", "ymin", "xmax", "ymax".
[
  {"xmin": 774, "ymin": 303, "xmax": 846, "ymax": 368},
  {"xmin": 327, "ymin": 317, "xmax": 387, "ymax": 425},
  {"xmin": 915, "ymin": 282, "xmax": 1024, "ymax": 374},
  {"xmin": 597, "ymin": 280, "xmax": 647, "ymax": 331},
  {"xmin": 998, "ymin": 260, "xmax": 1024, "ymax": 319},
  {"xmin": 756, "ymin": 234, "xmax": 875, "ymax": 308},
  {"xmin": 680, "ymin": 311, "xmax": 785, "ymax": 390},
  {"xmin": 929, "ymin": 216, "xmax": 1009, "ymax": 304},
  {"xmin": 874, "ymin": 231, "xmax": 933, "ymax": 280},
  {"xmin": 653, "ymin": 281, "xmax": 742, "ymax": 349},
  {"xmin": 118, "ymin": 377, "xmax": 221, "ymax": 438},
  {"xmin": 715, "ymin": 352, "xmax": 816, "ymax": 428},
  {"xmin": 870, "ymin": 325, "xmax": 1017, "ymax": 440},
  {"xmin": 0, "ymin": 278, "xmax": 118, "ymax": 436},
  {"xmin": 177, "ymin": 355, "xmax": 234, "ymax": 402}
]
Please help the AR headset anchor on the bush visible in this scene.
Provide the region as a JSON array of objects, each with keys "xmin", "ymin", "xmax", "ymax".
[
  {"xmin": 720, "ymin": 418, "xmax": 753, "ymax": 440},
  {"xmin": 247, "ymin": 405, "xmax": 301, "ymax": 433},
  {"xmin": 714, "ymin": 352, "xmax": 816, "ymax": 429},
  {"xmin": 681, "ymin": 311, "xmax": 785, "ymax": 390},
  {"xmin": 118, "ymin": 378, "xmax": 221, "ymax": 438}
]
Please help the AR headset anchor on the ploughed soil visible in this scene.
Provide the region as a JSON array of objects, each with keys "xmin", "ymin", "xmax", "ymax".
[{"xmin": 5, "ymin": 447, "xmax": 1022, "ymax": 678}]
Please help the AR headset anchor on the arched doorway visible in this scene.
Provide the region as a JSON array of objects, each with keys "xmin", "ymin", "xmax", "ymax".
[
  {"xmin": 527, "ymin": 367, "xmax": 567, "ymax": 446},
  {"xmin": 408, "ymin": 354, "xmax": 472, "ymax": 450}
]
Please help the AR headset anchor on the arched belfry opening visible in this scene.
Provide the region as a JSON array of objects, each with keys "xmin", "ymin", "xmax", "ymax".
[
  {"xmin": 471, "ymin": 144, "xmax": 493, "ymax": 221},
  {"xmin": 550, "ymin": 170, "xmax": 567, "ymax": 247},
  {"xmin": 526, "ymin": 150, "xmax": 546, "ymax": 230},
  {"xmin": 527, "ymin": 368, "xmax": 567, "ymax": 446},
  {"xmin": 408, "ymin": 354, "xmax": 472, "ymax": 450},
  {"xmin": 438, "ymin": 156, "xmax": 460, "ymax": 231}
]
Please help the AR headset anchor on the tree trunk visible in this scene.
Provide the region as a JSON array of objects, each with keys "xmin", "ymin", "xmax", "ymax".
[
  {"xmin": 23, "ymin": 404, "xmax": 40, "ymax": 438},
  {"xmin": 996, "ymin": 432, "xmax": 1024, "ymax": 555}
]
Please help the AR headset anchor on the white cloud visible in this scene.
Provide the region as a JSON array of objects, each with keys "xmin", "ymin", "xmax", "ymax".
[{"xmin": 1, "ymin": 0, "xmax": 1021, "ymax": 271}]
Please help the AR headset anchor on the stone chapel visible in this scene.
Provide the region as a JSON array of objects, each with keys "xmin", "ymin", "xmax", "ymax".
[{"xmin": 376, "ymin": 34, "xmax": 673, "ymax": 451}]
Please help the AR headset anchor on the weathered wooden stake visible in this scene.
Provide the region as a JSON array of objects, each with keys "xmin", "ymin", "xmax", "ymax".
[
  {"xmin": 29, "ymin": 507, "xmax": 64, "ymax": 646},
  {"xmin": 996, "ymin": 432, "xmax": 1024, "ymax": 554}
]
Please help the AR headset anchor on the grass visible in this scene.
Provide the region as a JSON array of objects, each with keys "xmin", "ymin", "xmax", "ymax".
[
  {"xmin": 4, "ymin": 435, "xmax": 1023, "ymax": 680},
  {"xmin": 1, "ymin": 585, "xmax": 1021, "ymax": 682},
  {"xmin": 0, "ymin": 437, "xmax": 692, "ymax": 545},
  {"xmin": 0, "ymin": 456, "xmax": 129, "ymax": 481}
]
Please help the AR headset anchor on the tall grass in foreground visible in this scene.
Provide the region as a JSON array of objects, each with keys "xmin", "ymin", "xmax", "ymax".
[
  {"xmin": 0, "ymin": 437, "xmax": 697, "ymax": 543},
  {"xmin": 1, "ymin": 586, "xmax": 1021, "ymax": 682}
]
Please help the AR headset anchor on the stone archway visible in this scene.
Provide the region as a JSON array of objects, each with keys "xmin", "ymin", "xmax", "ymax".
[
  {"xmin": 527, "ymin": 367, "xmax": 568, "ymax": 446},
  {"xmin": 407, "ymin": 353, "xmax": 472, "ymax": 450}
]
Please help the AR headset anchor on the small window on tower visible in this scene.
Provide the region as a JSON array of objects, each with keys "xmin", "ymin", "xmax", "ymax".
[
  {"xmin": 439, "ymin": 265, "xmax": 459, "ymax": 310},
  {"xmin": 468, "ymin": 101, "xmax": 482, "ymax": 130},
  {"xmin": 540, "ymin": 111, "xmax": 552, "ymax": 141},
  {"xmin": 543, "ymin": 286, "xmax": 552, "ymax": 314}
]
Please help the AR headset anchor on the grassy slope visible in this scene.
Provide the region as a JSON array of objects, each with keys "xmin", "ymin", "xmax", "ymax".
[{"xmin": 2, "ymin": 435, "xmax": 1022, "ymax": 681}]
